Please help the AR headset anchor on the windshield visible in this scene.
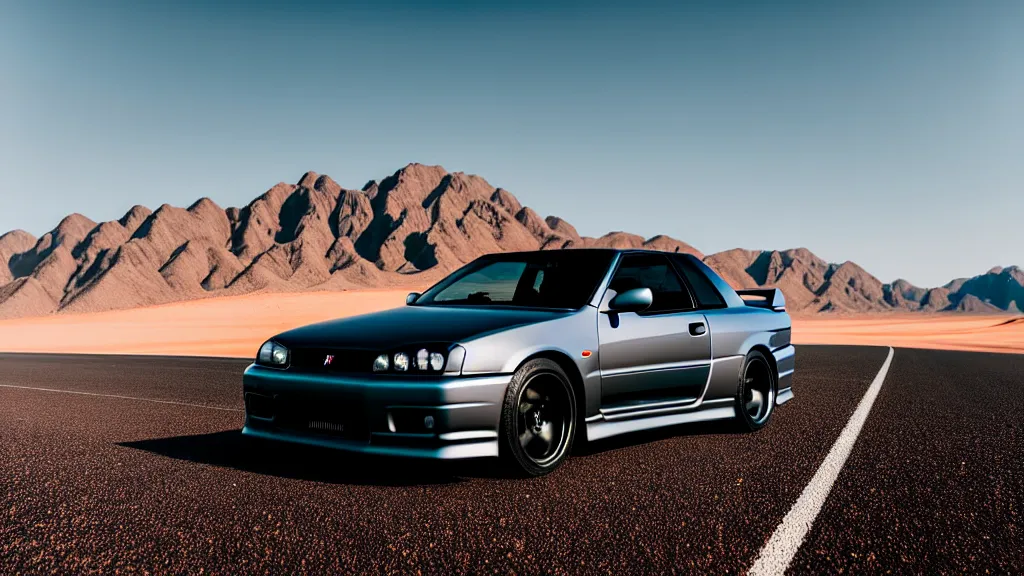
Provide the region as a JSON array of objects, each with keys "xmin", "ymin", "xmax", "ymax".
[{"xmin": 415, "ymin": 251, "xmax": 615, "ymax": 309}]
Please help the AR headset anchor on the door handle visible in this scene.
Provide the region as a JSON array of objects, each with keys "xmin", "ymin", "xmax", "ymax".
[{"xmin": 689, "ymin": 322, "xmax": 706, "ymax": 336}]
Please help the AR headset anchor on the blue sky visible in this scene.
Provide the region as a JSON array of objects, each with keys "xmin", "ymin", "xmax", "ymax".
[{"xmin": 1, "ymin": 0, "xmax": 1021, "ymax": 287}]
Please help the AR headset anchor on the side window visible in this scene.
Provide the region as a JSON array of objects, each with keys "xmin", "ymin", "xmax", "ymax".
[
  {"xmin": 532, "ymin": 269, "xmax": 545, "ymax": 292},
  {"xmin": 609, "ymin": 254, "xmax": 695, "ymax": 313},
  {"xmin": 671, "ymin": 254, "xmax": 726, "ymax": 308}
]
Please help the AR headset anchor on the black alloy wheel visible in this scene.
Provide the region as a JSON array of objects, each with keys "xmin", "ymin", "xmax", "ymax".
[
  {"xmin": 499, "ymin": 358, "xmax": 577, "ymax": 476},
  {"xmin": 735, "ymin": 350, "xmax": 776, "ymax": 432}
]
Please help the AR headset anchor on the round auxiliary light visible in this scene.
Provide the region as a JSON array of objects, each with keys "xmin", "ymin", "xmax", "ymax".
[
  {"xmin": 373, "ymin": 354, "xmax": 389, "ymax": 372},
  {"xmin": 415, "ymin": 349, "xmax": 430, "ymax": 370},
  {"xmin": 429, "ymin": 352, "xmax": 445, "ymax": 371},
  {"xmin": 393, "ymin": 352, "xmax": 410, "ymax": 372}
]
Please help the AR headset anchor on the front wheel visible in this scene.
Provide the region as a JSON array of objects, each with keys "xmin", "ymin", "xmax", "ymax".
[
  {"xmin": 498, "ymin": 359, "xmax": 577, "ymax": 477},
  {"xmin": 735, "ymin": 350, "xmax": 776, "ymax": 431}
]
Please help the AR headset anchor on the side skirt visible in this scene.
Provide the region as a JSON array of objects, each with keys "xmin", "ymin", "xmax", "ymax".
[
  {"xmin": 585, "ymin": 404, "xmax": 736, "ymax": 442},
  {"xmin": 776, "ymin": 386, "xmax": 794, "ymax": 405}
]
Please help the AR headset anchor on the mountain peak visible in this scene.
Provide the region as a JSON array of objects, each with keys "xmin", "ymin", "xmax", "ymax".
[
  {"xmin": 0, "ymin": 229, "xmax": 36, "ymax": 247},
  {"xmin": 297, "ymin": 171, "xmax": 320, "ymax": 188},
  {"xmin": 55, "ymin": 213, "xmax": 97, "ymax": 238},
  {"xmin": 187, "ymin": 197, "xmax": 221, "ymax": 213},
  {"xmin": 544, "ymin": 216, "xmax": 580, "ymax": 240},
  {"xmin": 313, "ymin": 174, "xmax": 341, "ymax": 196},
  {"xmin": 118, "ymin": 205, "xmax": 153, "ymax": 231}
]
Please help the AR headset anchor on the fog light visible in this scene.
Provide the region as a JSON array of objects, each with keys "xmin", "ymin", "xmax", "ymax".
[
  {"xmin": 415, "ymin": 348, "xmax": 429, "ymax": 370},
  {"xmin": 423, "ymin": 415, "xmax": 435, "ymax": 430},
  {"xmin": 393, "ymin": 352, "xmax": 409, "ymax": 371},
  {"xmin": 373, "ymin": 354, "xmax": 389, "ymax": 372},
  {"xmin": 429, "ymin": 352, "xmax": 445, "ymax": 371}
]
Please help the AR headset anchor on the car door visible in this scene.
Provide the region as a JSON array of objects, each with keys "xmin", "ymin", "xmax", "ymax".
[{"xmin": 597, "ymin": 253, "xmax": 712, "ymax": 410}]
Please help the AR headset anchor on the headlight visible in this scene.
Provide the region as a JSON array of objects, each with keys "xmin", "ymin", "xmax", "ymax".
[
  {"xmin": 415, "ymin": 349, "xmax": 430, "ymax": 371},
  {"xmin": 393, "ymin": 352, "xmax": 410, "ymax": 372},
  {"xmin": 257, "ymin": 340, "xmax": 290, "ymax": 367},
  {"xmin": 429, "ymin": 352, "xmax": 445, "ymax": 371},
  {"xmin": 374, "ymin": 348, "xmax": 455, "ymax": 373}
]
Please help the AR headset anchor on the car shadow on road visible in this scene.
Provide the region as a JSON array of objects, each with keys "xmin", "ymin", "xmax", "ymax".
[
  {"xmin": 120, "ymin": 420, "xmax": 746, "ymax": 486},
  {"xmin": 119, "ymin": 430, "xmax": 496, "ymax": 487}
]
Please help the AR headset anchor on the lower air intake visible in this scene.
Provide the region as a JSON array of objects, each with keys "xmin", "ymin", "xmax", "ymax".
[{"xmin": 309, "ymin": 420, "xmax": 346, "ymax": 433}]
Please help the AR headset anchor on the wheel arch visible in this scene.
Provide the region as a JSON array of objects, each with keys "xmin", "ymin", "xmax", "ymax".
[
  {"xmin": 518, "ymin": 350, "xmax": 588, "ymax": 440},
  {"xmin": 747, "ymin": 344, "xmax": 778, "ymax": 389}
]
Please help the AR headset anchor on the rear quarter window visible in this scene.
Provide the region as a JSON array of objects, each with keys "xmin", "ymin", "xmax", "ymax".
[{"xmin": 671, "ymin": 254, "xmax": 726, "ymax": 308}]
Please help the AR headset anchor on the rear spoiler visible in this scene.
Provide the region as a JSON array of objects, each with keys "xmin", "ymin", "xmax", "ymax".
[{"xmin": 736, "ymin": 289, "xmax": 786, "ymax": 312}]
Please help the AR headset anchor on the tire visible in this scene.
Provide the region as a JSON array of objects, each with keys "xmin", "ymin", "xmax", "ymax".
[
  {"xmin": 498, "ymin": 358, "xmax": 577, "ymax": 477},
  {"xmin": 735, "ymin": 350, "xmax": 776, "ymax": 432}
]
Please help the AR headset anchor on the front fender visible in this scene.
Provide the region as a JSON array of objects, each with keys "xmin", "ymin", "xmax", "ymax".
[{"xmin": 458, "ymin": 307, "xmax": 603, "ymax": 416}]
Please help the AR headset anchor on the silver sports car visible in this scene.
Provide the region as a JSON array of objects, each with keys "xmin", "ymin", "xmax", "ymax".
[{"xmin": 242, "ymin": 249, "xmax": 794, "ymax": 476}]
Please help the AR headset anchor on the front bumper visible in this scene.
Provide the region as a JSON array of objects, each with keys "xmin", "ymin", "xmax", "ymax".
[{"xmin": 241, "ymin": 364, "xmax": 511, "ymax": 459}]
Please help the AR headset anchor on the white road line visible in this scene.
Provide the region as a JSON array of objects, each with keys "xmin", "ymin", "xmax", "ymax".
[
  {"xmin": 748, "ymin": 346, "xmax": 895, "ymax": 576},
  {"xmin": 0, "ymin": 383, "xmax": 243, "ymax": 412}
]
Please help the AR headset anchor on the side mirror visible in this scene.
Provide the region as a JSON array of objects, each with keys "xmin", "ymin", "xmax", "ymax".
[
  {"xmin": 406, "ymin": 292, "xmax": 421, "ymax": 305},
  {"xmin": 607, "ymin": 287, "xmax": 653, "ymax": 313}
]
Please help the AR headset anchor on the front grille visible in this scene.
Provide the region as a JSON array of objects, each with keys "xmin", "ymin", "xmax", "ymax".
[{"xmin": 289, "ymin": 347, "xmax": 379, "ymax": 374}]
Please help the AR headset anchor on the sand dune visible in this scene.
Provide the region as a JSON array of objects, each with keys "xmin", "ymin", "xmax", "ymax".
[{"xmin": 0, "ymin": 291, "xmax": 1021, "ymax": 359}]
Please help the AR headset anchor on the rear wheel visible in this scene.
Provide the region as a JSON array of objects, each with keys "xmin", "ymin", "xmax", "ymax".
[
  {"xmin": 735, "ymin": 350, "xmax": 776, "ymax": 431},
  {"xmin": 498, "ymin": 359, "xmax": 577, "ymax": 477}
]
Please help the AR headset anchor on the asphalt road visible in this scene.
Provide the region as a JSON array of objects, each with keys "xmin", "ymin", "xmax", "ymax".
[{"xmin": 1, "ymin": 346, "xmax": 1020, "ymax": 575}]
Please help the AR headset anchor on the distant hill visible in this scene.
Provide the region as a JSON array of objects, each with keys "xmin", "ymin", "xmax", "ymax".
[
  {"xmin": 706, "ymin": 249, "xmax": 1023, "ymax": 314},
  {"xmin": 0, "ymin": 163, "xmax": 1019, "ymax": 319}
]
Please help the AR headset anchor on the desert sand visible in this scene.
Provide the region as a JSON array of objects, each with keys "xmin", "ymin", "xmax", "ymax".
[
  {"xmin": 0, "ymin": 290, "xmax": 412, "ymax": 358},
  {"xmin": 791, "ymin": 314, "xmax": 1024, "ymax": 354},
  {"xmin": 0, "ymin": 290, "xmax": 1021, "ymax": 358}
]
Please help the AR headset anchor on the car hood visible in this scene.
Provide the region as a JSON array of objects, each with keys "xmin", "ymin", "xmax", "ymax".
[{"xmin": 272, "ymin": 305, "xmax": 574, "ymax": 350}]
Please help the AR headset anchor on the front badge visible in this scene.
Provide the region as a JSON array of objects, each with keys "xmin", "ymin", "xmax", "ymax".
[{"xmin": 324, "ymin": 354, "xmax": 335, "ymax": 367}]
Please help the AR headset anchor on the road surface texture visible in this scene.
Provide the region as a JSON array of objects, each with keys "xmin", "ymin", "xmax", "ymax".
[{"xmin": 1, "ymin": 346, "xmax": 1020, "ymax": 575}]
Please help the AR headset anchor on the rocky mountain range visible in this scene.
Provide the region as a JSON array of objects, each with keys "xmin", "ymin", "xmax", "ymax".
[
  {"xmin": 704, "ymin": 249, "xmax": 1022, "ymax": 314},
  {"xmin": 1, "ymin": 163, "xmax": 1020, "ymax": 319}
]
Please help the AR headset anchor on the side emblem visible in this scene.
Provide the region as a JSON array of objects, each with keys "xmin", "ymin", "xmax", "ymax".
[{"xmin": 324, "ymin": 354, "xmax": 335, "ymax": 367}]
